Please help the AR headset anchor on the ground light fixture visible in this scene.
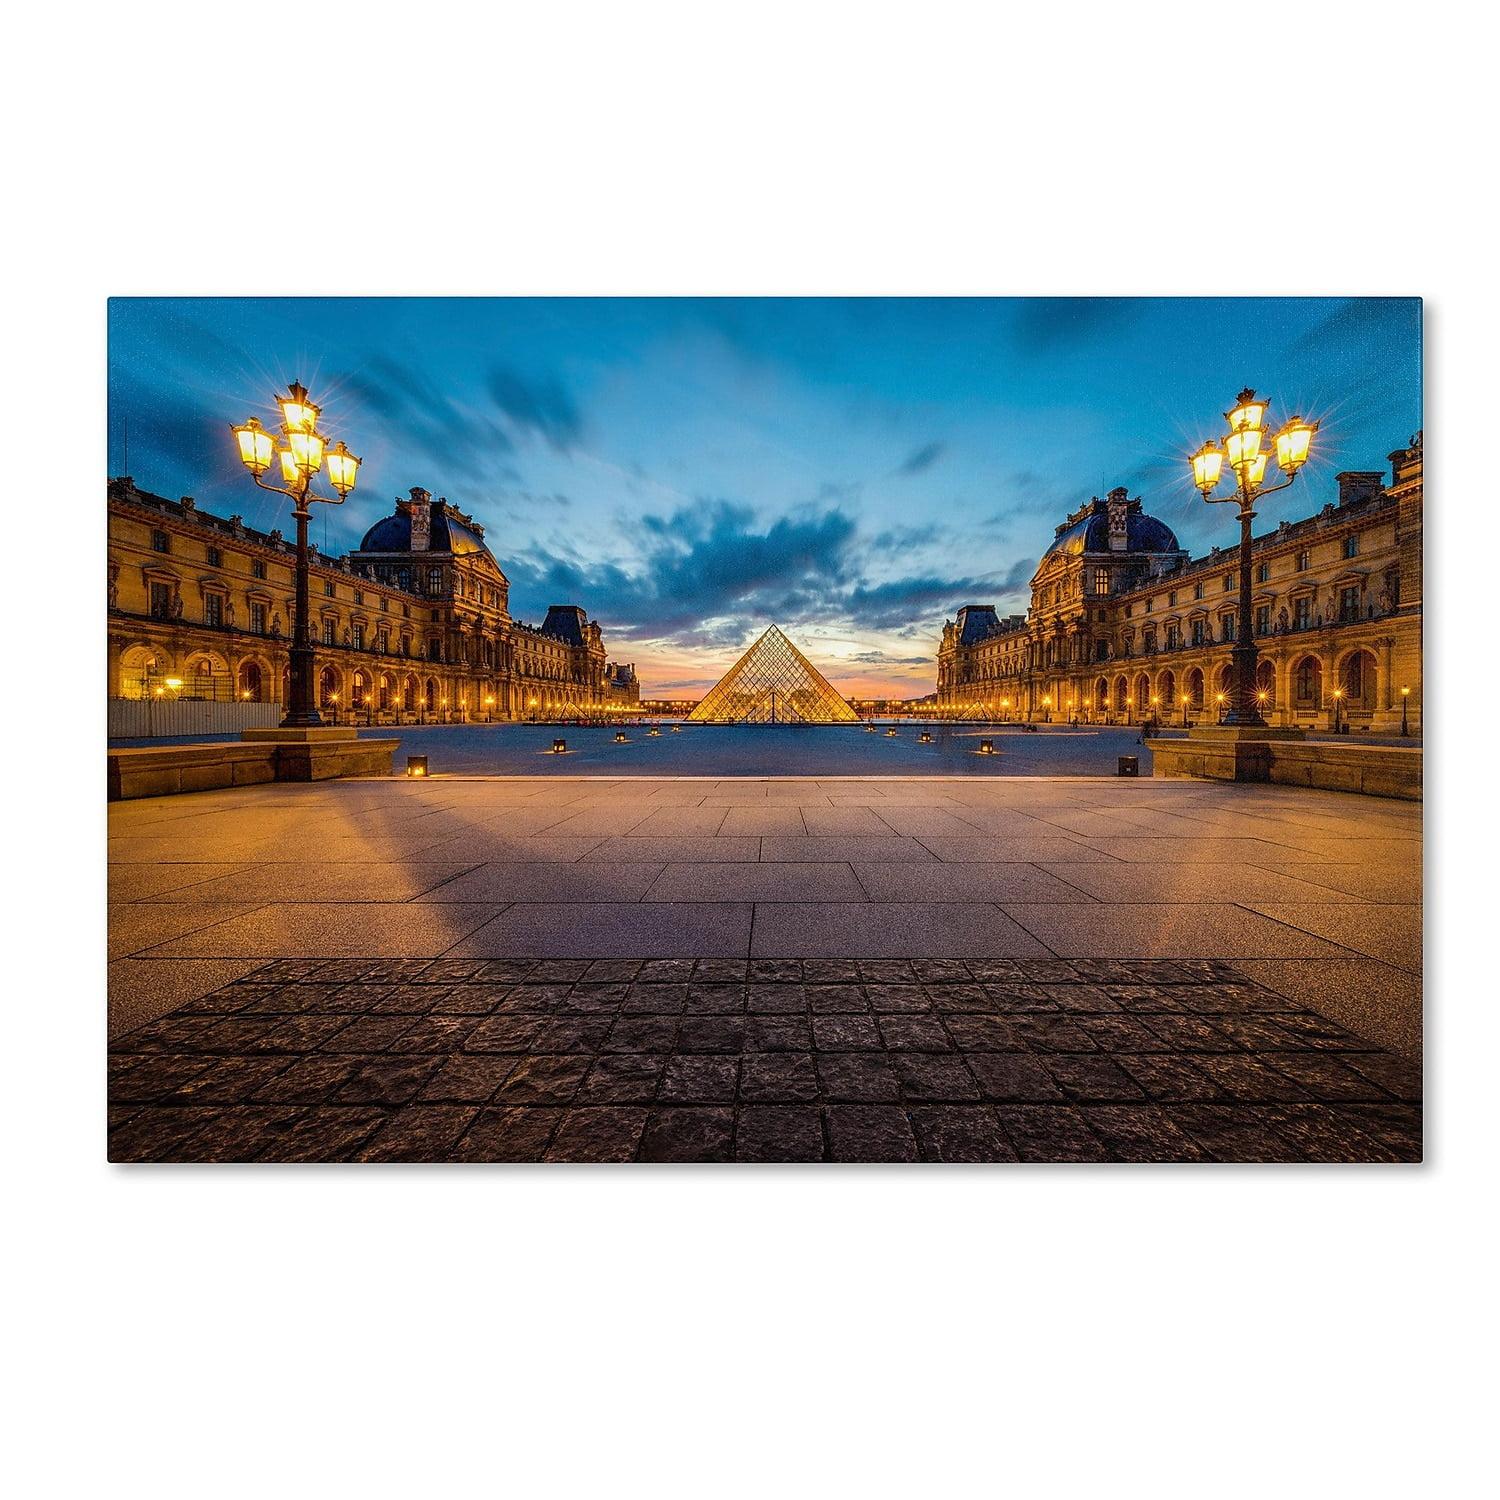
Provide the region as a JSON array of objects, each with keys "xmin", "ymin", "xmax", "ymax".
[
  {"xmin": 406, "ymin": 755, "xmax": 428, "ymax": 778},
  {"xmin": 919, "ymin": 730, "xmax": 932, "ymax": 743},
  {"xmin": 671, "ymin": 724, "xmax": 682, "ymax": 733},
  {"xmin": 231, "ymin": 380, "xmax": 362, "ymax": 729},
  {"xmin": 885, "ymin": 726, "xmax": 898, "ymax": 737},
  {"xmin": 1190, "ymin": 387, "xmax": 1318, "ymax": 726},
  {"xmin": 615, "ymin": 730, "xmax": 629, "ymax": 743},
  {"xmin": 551, "ymin": 738, "xmax": 567, "ymax": 754},
  {"xmin": 648, "ymin": 726, "xmax": 661, "ymax": 736},
  {"xmin": 978, "ymin": 738, "xmax": 995, "ymax": 755}
]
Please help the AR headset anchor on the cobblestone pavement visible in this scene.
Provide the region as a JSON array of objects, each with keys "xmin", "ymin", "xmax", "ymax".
[{"xmin": 108, "ymin": 956, "xmax": 1421, "ymax": 1163}]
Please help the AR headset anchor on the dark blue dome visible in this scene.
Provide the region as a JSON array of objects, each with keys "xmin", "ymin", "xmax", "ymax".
[
  {"xmin": 1042, "ymin": 504, "xmax": 1181, "ymax": 560},
  {"xmin": 359, "ymin": 499, "xmax": 491, "ymax": 558}
]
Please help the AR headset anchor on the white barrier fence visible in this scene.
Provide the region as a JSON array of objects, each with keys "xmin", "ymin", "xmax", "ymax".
[{"xmin": 108, "ymin": 698, "xmax": 283, "ymax": 740}]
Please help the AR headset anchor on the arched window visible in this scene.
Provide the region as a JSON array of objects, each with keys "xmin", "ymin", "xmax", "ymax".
[
  {"xmin": 238, "ymin": 661, "xmax": 263, "ymax": 702},
  {"xmin": 425, "ymin": 678, "xmax": 438, "ymax": 712},
  {"xmin": 352, "ymin": 670, "xmax": 367, "ymax": 707},
  {"xmin": 319, "ymin": 667, "xmax": 338, "ymax": 708},
  {"xmin": 1294, "ymin": 656, "xmax": 1322, "ymax": 709},
  {"xmin": 1188, "ymin": 668, "xmax": 1205, "ymax": 709}
]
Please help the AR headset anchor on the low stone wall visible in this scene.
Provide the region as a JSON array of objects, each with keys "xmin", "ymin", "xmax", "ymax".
[
  {"xmin": 108, "ymin": 737, "xmax": 400, "ymax": 800},
  {"xmin": 1146, "ymin": 735, "xmax": 1421, "ymax": 800},
  {"xmin": 108, "ymin": 698, "xmax": 283, "ymax": 739}
]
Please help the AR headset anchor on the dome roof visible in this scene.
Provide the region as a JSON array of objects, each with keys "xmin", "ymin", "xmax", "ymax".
[
  {"xmin": 1041, "ymin": 499, "xmax": 1181, "ymax": 561},
  {"xmin": 358, "ymin": 498, "xmax": 492, "ymax": 558}
]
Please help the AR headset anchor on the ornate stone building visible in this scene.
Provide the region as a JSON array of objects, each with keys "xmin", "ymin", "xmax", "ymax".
[
  {"xmin": 937, "ymin": 433, "xmax": 1422, "ymax": 733},
  {"xmin": 108, "ymin": 479, "xmax": 639, "ymax": 721}
]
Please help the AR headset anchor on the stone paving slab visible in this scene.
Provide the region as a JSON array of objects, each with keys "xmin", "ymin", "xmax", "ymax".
[{"xmin": 106, "ymin": 957, "xmax": 1422, "ymax": 1163}]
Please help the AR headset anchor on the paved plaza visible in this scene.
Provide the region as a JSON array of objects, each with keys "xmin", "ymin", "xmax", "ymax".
[{"xmin": 107, "ymin": 774, "xmax": 1422, "ymax": 1162}]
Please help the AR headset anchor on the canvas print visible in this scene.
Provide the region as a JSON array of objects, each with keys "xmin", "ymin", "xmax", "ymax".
[{"xmin": 106, "ymin": 297, "xmax": 1422, "ymax": 1163}]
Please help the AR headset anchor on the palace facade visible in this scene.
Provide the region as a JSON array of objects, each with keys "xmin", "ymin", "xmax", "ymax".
[
  {"xmin": 937, "ymin": 433, "xmax": 1423, "ymax": 733},
  {"xmin": 107, "ymin": 479, "xmax": 639, "ymax": 722}
]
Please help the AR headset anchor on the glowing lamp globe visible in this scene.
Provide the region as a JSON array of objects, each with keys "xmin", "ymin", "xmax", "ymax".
[
  {"xmin": 233, "ymin": 417, "xmax": 275, "ymax": 475},
  {"xmin": 1275, "ymin": 415, "xmax": 1317, "ymax": 473},
  {"xmin": 325, "ymin": 440, "xmax": 361, "ymax": 496},
  {"xmin": 1191, "ymin": 441, "xmax": 1224, "ymax": 494},
  {"xmin": 278, "ymin": 381, "xmax": 321, "ymax": 435},
  {"xmin": 288, "ymin": 428, "xmax": 325, "ymax": 475},
  {"xmin": 1225, "ymin": 389, "xmax": 1268, "ymax": 433},
  {"xmin": 1225, "ymin": 426, "xmax": 1263, "ymax": 471}
]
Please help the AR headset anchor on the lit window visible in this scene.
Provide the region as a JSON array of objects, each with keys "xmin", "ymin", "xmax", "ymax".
[{"xmin": 323, "ymin": 620, "xmax": 335, "ymax": 646}]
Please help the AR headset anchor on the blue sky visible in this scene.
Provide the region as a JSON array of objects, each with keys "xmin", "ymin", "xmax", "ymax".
[{"xmin": 108, "ymin": 296, "xmax": 1421, "ymax": 696}]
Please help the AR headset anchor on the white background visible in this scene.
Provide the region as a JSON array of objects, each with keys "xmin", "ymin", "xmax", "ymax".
[{"xmin": 3, "ymin": 2, "xmax": 1493, "ymax": 1496}]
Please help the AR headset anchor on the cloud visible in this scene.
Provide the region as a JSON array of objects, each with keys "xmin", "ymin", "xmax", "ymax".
[
  {"xmin": 343, "ymin": 355, "xmax": 515, "ymax": 485},
  {"xmin": 486, "ymin": 364, "xmax": 583, "ymax": 451},
  {"xmin": 892, "ymin": 441, "xmax": 946, "ymax": 477},
  {"xmin": 1010, "ymin": 297, "xmax": 1141, "ymax": 355}
]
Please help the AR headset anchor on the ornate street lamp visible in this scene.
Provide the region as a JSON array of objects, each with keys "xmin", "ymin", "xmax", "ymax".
[
  {"xmin": 1400, "ymin": 685, "xmax": 1410, "ymax": 737},
  {"xmin": 1191, "ymin": 389, "xmax": 1317, "ymax": 727},
  {"xmin": 231, "ymin": 381, "xmax": 361, "ymax": 728}
]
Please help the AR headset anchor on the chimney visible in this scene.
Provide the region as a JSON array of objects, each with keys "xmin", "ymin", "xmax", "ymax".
[
  {"xmin": 1335, "ymin": 471, "xmax": 1384, "ymax": 507},
  {"xmin": 1106, "ymin": 487, "xmax": 1130, "ymax": 552},
  {"xmin": 408, "ymin": 486, "xmax": 432, "ymax": 550}
]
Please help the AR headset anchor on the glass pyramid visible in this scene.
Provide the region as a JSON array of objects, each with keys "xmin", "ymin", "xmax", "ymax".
[{"xmin": 687, "ymin": 624, "xmax": 860, "ymax": 723}]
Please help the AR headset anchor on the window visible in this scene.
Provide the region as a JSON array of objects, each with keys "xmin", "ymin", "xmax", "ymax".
[
  {"xmin": 401, "ymin": 636, "xmax": 411, "ymax": 657},
  {"xmin": 206, "ymin": 545, "xmax": 222, "ymax": 568},
  {"xmin": 1145, "ymin": 597, "xmax": 1154, "ymax": 613},
  {"xmin": 1342, "ymin": 534, "xmax": 1360, "ymax": 559},
  {"xmin": 1339, "ymin": 585, "xmax": 1361, "ymax": 623},
  {"xmin": 1222, "ymin": 572, "xmax": 1234, "ymax": 592},
  {"xmin": 1294, "ymin": 596, "xmax": 1311, "ymax": 630},
  {"xmin": 1256, "ymin": 561, "xmax": 1270, "ymax": 583},
  {"xmin": 352, "ymin": 624, "xmax": 365, "ymax": 651},
  {"xmin": 1124, "ymin": 603, "xmax": 1133, "ymax": 618},
  {"xmin": 149, "ymin": 582, "xmax": 173, "ymax": 619},
  {"xmin": 377, "ymin": 629, "xmax": 389, "ymax": 654},
  {"xmin": 1190, "ymin": 619, "xmax": 1205, "ymax": 647},
  {"xmin": 1165, "ymin": 624, "xmax": 1180, "ymax": 650},
  {"xmin": 353, "ymin": 588, "xmax": 364, "ymax": 605},
  {"xmin": 1168, "ymin": 590, "xmax": 1177, "ymax": 606},
  {"xmin": 428, "ymin": 638, "xmax": 442, "ymax": 661},
  {"xmin": 397, "ymin": 567, "xmax": 411, "ymax": 592},
  {"xmin": 204, "ymin": 594, "xmax": 223, "ymax": 627},
  {"xmin": 252, "ymin": 558, "xmax": 266, "ymax": 579},
  {"xmin": 324, "ymin": 580, "xmax": 335, "ymax": 597},
  {"xmin": 1093, "ymin": 569, "xmax": 1109, "ymax": 596},
  {"xmin": 1220, "ymin": 612, "xmax": 1237, "ymax": 642},
  {"xmin": 250, "ymin": 601, "xmax": 267, "ymax": 634},
  {"xmin": 1295, "ymin": 658, "xmax": 1321, "ymax": 706},
  {"xmin": 1256, "ymin": 605, "xmax": 1271, "ymax": 636},
  {"xmin": 1295, "ymin": 550, "xmax": 1310, "ymax": 572},
  {"xmin": 427, "ymin": 567, "xmax": 443, "ymax": 595},
  {"xmin": 381, "ymin": 596, "xmax": 389, "ymax": 611},
  {"xmin": 151, "ymin": 529, "xmax": 171, "ymax": 554},
  {"xmin": 323, "ymin": 620, "xmax": 335, "ymax": 646}
]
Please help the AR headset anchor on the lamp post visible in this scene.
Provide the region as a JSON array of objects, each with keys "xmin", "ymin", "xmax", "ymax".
[
  {"xmin": 231, "ymin": 382, "xmax": 361, "ymax": 728},
  {"xmin": 1191, "ymin": 390, "xmax": 1317, "ymax": 727},
  {"xmin": 1400, "ymin": 685, "xmax": 1410, "ymax": 737},
  {"xmin": 1332, "ymin": 685, "xmax": 1344, "ymax": 734}
]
